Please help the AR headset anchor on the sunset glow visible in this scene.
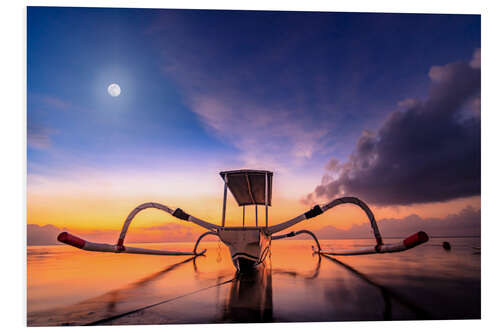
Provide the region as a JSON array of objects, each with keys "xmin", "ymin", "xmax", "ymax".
[{"xmin": 27, "ymin": 8, "xmax": 480, "ymax": 244}]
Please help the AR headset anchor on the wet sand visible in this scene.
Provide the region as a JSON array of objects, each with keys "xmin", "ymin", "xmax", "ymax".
[{"xmin": 27, "ymin": 237, "xmax": 480, "ymax": 326}]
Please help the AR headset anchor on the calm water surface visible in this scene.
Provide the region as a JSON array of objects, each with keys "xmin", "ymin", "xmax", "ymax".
[{"xmin": 27, "ymin": 237, "xmax": 480, "ymax": 326}]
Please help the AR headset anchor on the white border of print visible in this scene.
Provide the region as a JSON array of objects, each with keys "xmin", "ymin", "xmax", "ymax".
[{"xmin": 3, "ymin": 1, "xmax": 498, "ymax": 332}]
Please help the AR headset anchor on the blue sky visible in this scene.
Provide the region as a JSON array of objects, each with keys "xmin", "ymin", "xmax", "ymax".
[{"xmin": 27, "ymin": 7, "xmax": 480, "ymax": 204}]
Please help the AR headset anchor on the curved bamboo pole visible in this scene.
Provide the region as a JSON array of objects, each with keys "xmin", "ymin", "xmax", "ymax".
[
  {"xmin": 266, "ymin": 196, "xmax": 382, "ymax": 246},
  {"xmin": 319, "ymin": 231, "xmax": 429, "ymax": 256},
  {"xmin": 58, "ymin": 202, "xmax": 218, "ymax": 256},
  {"xmin": 57, "ymin": 232, "xmax": 206, "ymax": 256},
  {"xmin": 192, "ymin": 231, "xmax": 221, "ymax": 254},
  {"xmin": 116, "ymin": 202, "xmax": 220, "ymax": 249},
  {"xmin": 271, "ymin": 229, "xmax": 322, "ymax": 251}
]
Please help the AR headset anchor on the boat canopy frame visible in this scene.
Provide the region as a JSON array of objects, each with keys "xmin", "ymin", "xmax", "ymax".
[{"xmin": 220, "ymin": 169, "xmax": 272, "ymax": 228}]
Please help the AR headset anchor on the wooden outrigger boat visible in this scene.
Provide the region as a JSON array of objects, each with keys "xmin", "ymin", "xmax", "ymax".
[{"xmin": 58, "ymin": 169, "xmax": 429, "ymax": 271}]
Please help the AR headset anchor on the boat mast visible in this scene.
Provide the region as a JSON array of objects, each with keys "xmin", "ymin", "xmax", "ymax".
[
  {"xmin": 222, "ymin": 173, "xmax": 228, "ymax": 227},
  {"xmin": 265, "ymin": 171, "xmax": 269, "ymax": 227},
  {"xmin": 255, "ymin": 205, "xmax": 258, "ymax": 226}
]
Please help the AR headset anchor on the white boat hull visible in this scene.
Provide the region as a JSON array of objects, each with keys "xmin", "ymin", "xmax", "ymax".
[{"xmin": 218, "ymin": 228, "xmax": 271, "ymax": 270}]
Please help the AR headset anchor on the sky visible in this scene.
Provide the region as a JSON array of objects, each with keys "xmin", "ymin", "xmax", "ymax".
[{"xmin": 27, "ymin": 7, "xmax": 481, "ymax": 244}]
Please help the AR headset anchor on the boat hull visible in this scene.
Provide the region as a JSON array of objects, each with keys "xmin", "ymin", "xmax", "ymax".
[{"xmin": 218, "ymin": 228, "xmax": 271, "ymax": 271}]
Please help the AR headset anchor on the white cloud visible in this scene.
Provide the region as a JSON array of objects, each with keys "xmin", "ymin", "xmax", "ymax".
[
  {"xmin": 27, "ymin": 125, "xmax": 56, "ymax": 149},
  {"xmin": 397, "ymin": 98, "xmax": 419, "ymax": 109},
  {"xmin": 469, "ymin": 48, "xmax": 481, "ymax": 69},
  {"xmin": 190, "ymin": 93, "xmax": 328, "ymax": 170}
]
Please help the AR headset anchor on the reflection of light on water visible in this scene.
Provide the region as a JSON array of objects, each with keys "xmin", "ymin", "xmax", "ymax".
[
  {"xmin": 221, "ymin": 262, "xmax": 273, "ymax": 322},
  {"xmin": 27, "ymin": 238, "xmax": 480, "ymax": 326}
]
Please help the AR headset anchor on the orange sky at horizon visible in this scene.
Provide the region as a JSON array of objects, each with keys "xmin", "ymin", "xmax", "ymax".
[{"xmin": 27, "ymin": 179, "xmax": 481, "ymax": 243}]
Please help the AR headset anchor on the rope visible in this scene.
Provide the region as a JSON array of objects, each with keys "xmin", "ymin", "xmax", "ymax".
[{"xmin": 86, "ymin": 278, "xmax": 236, "ymax": 325}]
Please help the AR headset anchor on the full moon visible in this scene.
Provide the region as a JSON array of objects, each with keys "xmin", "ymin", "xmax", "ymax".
[{"xmin": 107, "ymin": 83, "xmax": 121, "ymax": 97}]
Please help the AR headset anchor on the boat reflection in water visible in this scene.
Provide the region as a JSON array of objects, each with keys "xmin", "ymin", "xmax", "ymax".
[
  {"xmin": 27, "ymin": 238, "xmax": 480, "ymax": 326},
  {"xmin": 219, "ymin": 252, "xmax": 430, "ymax": 324},
  {"xmin": 222, "ymin": 261, "xmax": 274, "ymax": 322}
]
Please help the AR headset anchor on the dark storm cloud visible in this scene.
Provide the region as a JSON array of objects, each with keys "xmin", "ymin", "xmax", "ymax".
[{"xmin": 304, "ymin": 50, "xmax": 480, "ymax": 206}]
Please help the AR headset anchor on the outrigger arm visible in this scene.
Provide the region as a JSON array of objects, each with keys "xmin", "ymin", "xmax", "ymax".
[
  {"xmin": 58, "ymin": 202, "xmax": 220, "ymax": 256},
  {"xmin": 116, "ymin": 202, "xmax": 220, "ymax": 249},
  {"xmin": 266, "ymin": 197, "xmax": 382, "ymax": 244},
  {"xmin": 271, "ymin": 230, "xmax": 322, "ymax": 252},
  {"xmin": 267, "ymin": 196, "xmax": 428, "ymax": 255},
  {"xmin": 57, "ymin": 195, "xmax": 428, "ymax": 259}
]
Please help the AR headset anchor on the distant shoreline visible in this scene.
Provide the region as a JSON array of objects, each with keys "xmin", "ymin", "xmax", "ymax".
[{"xmin": 27, "ymin": 234, "xmax": 480, "ymax": 247}]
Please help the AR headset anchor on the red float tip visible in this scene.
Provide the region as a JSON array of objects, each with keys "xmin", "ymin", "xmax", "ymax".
[
  {"xmin": 403, "ymin": 231, "xmax": 429, "ymax": 248},
  {"xmin": 57, "ymin": 232, "xmax": 86, "ymax": 249}
]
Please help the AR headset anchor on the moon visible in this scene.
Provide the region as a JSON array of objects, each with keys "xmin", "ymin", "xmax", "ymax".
[{"xmin": 107, "ymin": 83, "xmax": 121, "ymax": 97}]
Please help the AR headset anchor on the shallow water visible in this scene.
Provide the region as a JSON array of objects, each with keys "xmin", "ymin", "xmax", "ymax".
[{"xmin": 27, "ymin": 237, "xmax": 480, "ymax": 326}]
